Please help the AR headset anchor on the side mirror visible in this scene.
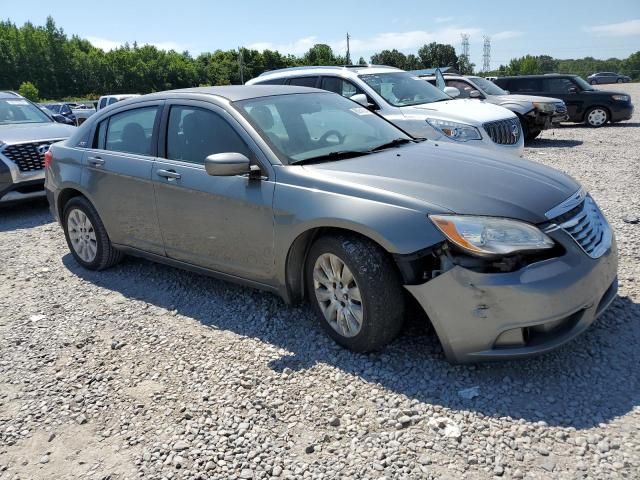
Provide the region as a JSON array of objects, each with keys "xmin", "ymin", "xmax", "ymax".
[
  {"xmin": 469, "ymin": 90, "xmax": 482, "ymax": 99},
  {"xmin": 350, "ymin": 93, "xmax": 370, "ymax": 107},
  {"xmin": 204, "ymin": 153, "xmax": 251, "ymax": 176},
  {"xmin": 444, "ymin": 86, "xmax": 460, "ymax": 98}
]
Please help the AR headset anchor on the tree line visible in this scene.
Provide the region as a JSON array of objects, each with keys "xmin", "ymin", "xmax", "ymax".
[{"xmin": 1, "ymin": 17, "xmax": 638, "ymax": 101}]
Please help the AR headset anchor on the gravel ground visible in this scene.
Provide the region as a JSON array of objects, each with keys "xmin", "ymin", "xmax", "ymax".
[{"xmin": 1, "ymin": 83, "xmax": 639, "ymax": 480}]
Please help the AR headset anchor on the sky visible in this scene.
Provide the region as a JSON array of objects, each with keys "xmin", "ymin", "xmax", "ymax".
[{"xmin": 3, "ymin": 0, "xmax": 640, "ymax": 69}]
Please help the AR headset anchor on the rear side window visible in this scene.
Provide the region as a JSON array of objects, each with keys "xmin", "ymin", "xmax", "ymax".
[
  {"xmin": 288, "ymin": 76, "xmax": 319, "ymax": 88},
  {"xmin": 103, "ymin": 107, "xmax": 159, "ymax": 155},
  {"xmin": 98, "ymin": 98, "xmax": 107, "ymax": 109},
  {"xmin": 166, "ymin": 106, "xmax": 251, "ymax": 164},
  {"xmin": 543, "ymin": 78, "xmax": 576, "ymax": 93},
  {"xmin": 107, "ymin": 97, "xmax": 119, "ymax": 106},
  {"xmin": 507, "ymin": 78, "xmax": 541, "ymax": 92}
]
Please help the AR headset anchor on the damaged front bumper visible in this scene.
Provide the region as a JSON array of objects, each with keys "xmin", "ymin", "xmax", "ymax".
[{"xmin": 405, "ymin": 234, "xmax": 618, "ymax": 364}]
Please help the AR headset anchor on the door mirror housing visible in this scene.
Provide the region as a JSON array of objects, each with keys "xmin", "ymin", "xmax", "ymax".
[
  {"xmin": 469, "ymin": 89, "xmax": 482, "ymax": 99},
  {"xmin": 350, "ymin": 93, "xmax": 371, "ymax": 107},
  {"xmin": 204, "ymin": 153, "xmax": 251, "ymax": 176},
  {"xmin": 444, "ymin": 86, "xmax": 460, "ymax": 98}
]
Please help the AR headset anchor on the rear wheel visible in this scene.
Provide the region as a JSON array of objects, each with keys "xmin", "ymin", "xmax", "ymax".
[
  {"xmin": 617, "ymin": 78, "xmax": 623, "ymax": 83},
  {"xmin": 590, "ymin": 80, "xmax": 597, "ymax": 85},
  {"xmin": 63, "ymin": 196, "xmax": 123, "ymax": 270},
  {"xmin": 306, "ymin": 235, "xmax": 405, "ymax": 352},
  {"xmin": 585, "ymin": 107, "xmax": 609, "ymax": 127}
]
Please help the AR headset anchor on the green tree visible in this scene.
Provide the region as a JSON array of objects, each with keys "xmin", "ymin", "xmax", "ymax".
[
  {"xmin": 370, "ymin": 49, "xmax": 408, "ymax": 69},
  {"xmin": 302, "ymin": 44, "xmax": 344, "ymax": 65},
  {"xmin": 457, "ymin": 56, "xmax": 475, "ymax": 75},
  {"xmin": 18, "ymin": 81, "xmax": 39, "ymax": 101},
  {"xmin": 417, "ymin": 42, "xmax": 458, "ymax": 69}
]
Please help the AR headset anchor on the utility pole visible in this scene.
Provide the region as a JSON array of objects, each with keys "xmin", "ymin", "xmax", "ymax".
[
  {"xmin": 238, "ymin": 47, "xmax": 244, "ymax": 84},
  {"xmin": 482, "ymin": 36, "xmax": 491, "ymax": 72},
  {"xmin": 346, "ymin": 33, "xmax": 351, "ymax": 65}
]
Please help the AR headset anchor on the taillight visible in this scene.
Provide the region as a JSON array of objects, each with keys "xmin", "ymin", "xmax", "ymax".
[{"xmin": 44, "ymin": 150, "xmax": 53, "ymax": 169}]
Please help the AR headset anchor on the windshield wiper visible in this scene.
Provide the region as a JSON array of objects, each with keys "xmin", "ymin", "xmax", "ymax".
[
  {"xmin": 369, "ymin": 137, "xmax": 415, "ymax": 152},
  {"xmin": 291, "ymin": 150, "xmax": 372, "ymax": 165}
]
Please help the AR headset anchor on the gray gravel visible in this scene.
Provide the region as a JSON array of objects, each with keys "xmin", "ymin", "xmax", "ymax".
[{"xmin": 1, "ymin": 84, "xmax": 639, "ymax": 480}]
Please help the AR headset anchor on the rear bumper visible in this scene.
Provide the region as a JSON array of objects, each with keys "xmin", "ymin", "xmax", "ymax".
[{"xmin": 405, "ymin": 234, "xmax": 618, "ymax": 363}]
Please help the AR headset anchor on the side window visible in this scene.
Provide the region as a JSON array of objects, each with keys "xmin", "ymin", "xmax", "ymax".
[
  {"xmin": 288, "ymin": 76, "xmax": 319, "ymax": 88},
  {"xmin": 510, "ymin": 78, "xmax": 541, "ymax": 92},
  {"xmin": 166, "ymin": 106, "xmax": 251, "ymax": 164},
  {"xmin": 93, "ymin": 119, "xmax": 108, "ymax": 149},
  {"xmin": 320, "ymin": 77, "xmax": 363, "ymax": 98},
  {"xmin": 104, "ymin": 107, "xmax": 158, "ymax": 155},
  {"xmin": 445, "ymin": 80, "xmax": 473, "ymax": 98},
  {"xmin": 543, "ymin": 78, "xmax": 576, "ymax": 93},
  {"xmin": 253, "ymin": 78, "xmax": 285, "ymax": 85},
  {"xmin": 98, "ymin": 98, "xmax": 107, "ymax": 109},
  {"xmin": 107, "ymin": 97, "xmax": 120, "ymax": 106}
]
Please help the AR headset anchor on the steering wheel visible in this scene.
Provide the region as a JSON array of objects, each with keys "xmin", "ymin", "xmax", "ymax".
[{"xmin": 318, "ymin": 130, "xmax": 345, "ymax": 145}]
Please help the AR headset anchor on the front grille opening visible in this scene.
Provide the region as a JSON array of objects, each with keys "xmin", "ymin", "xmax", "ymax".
[
  {"xmin": 2, "ymin": 140, "xmax": 61, "ymax": 172},
  {"xmin": 483, "ymin": 118, "xmax": 521, "ymax": 145},
  {"xmin": 14, "ymin": 183, "xmax": 45, "ymax": 194},
  {"xmin": 494, "ymin": 309, "xmax": 584, "ymax": 349}
]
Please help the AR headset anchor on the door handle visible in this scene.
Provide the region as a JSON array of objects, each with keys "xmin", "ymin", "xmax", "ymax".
[
  {"xmin": 157, "ymin": 169, "xmax": 181, "ymax": 180},
  {"xmin": 87, "ymin": 156, "xmax": 105, "ymax": 166}
]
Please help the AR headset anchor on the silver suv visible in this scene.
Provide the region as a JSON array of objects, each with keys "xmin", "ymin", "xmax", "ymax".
[
  {"xmin": 247, "ymin": 66, "xmax": 524, "ymax": 157},
  {"xmin": 1, "ymin": 91, "xmax": 76, "ymax": 203},
  {"xmin": 46, "ymin": 86, "xmax": 617, "ymax": 363}
]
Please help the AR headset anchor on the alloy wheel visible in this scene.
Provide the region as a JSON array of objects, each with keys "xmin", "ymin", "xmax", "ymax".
[
  {"xmin": 312, "ymin": 253, "xmax": 363, "ymax": 338},
  {"xmin": 67, "ymin": 208, "xmax": 98, "ymax": 262}
]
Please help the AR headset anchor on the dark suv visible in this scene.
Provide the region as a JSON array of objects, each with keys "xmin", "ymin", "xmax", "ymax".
[{"xmin": 494, "ymin": 74, "xmax": 634, "ymax": 127}]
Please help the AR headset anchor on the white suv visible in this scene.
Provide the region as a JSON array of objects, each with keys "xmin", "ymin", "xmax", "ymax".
[{"xmin": 247, "ymin": 66, "xmax": 524, "ymax": 157}]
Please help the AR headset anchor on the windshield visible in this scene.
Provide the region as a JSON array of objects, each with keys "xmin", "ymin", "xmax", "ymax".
[
  {"xmin": 359, "ymin": 72, "xmax": 451, "ymax": 107},
  {"xmin": 0, "ymin": 98, "xmax": 52, "ymax": 125},
  {"xmin": 44, "ymin": 104, "xmax": 62, "ymax": 114},
  {"xmin": 236, "ymin": 92, "xmax": 412, "ymax": 164},
  {"xmin": 573, "ymin": 76, "xmax": 595, "ymax": 91},
  {"xmin": 469, "ymin": 77, "xmax": 508, "ymax": 95}
]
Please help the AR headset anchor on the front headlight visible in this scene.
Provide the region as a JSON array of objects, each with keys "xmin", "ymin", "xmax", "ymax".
[
  {"xmin": 612, "ymin": 94, "xmax": 630, "ymax": 102},
  {"xmin": 429, "ymin": 215, "xmax": 555, "ymax": 256},
  {"xmin": 532, "ymin": 102, "xmax": 556, "ymax": 113},
  {"xmin": 426, "ymin": 119, "xmax": 481, "ymax": 142}
]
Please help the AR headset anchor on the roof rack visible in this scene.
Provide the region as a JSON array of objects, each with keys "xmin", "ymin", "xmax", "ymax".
[{"xmin": 258, "ymin": 64, "xmax": 393, "ymax": 77}]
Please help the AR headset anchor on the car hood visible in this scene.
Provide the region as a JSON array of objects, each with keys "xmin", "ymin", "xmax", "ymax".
[
  {"xmin": 303, "ymin": 142, "xmax": 579, "ymax": 224},
  {"xmin": 0, "ymin": 122, "xmax": 76, "ymax": 144},
  {"xmin": 401, "ymin": 99, "xmax": 516, "ymax": 124},
  {"xmin": 490, "ymin": 94, "xmax": 562, "ymax": 104}
]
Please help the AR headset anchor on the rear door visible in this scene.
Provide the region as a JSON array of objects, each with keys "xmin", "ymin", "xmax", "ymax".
[
  {"xmin": 152, "ymin": 100, "xmax": 276, "ymax": 281},
  {"xmin": 541, "ymin": 77, "xmax": 583, "ymax": 119},
  {"xmin": 82, "ymin": 101, "xmax": 165, "ymax": 254}
]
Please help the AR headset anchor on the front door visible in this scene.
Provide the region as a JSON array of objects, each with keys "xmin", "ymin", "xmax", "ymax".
[
  {"xmin": 542, "ymin": 77, "xmax": 583, "ymax": 119},
  {"xmin": 82, "ymin": 102, "xmax": 165, "ymax": 254},
  {"xmin": 152, "ymin": 101, "xmax": 276, "ymax": 282}
]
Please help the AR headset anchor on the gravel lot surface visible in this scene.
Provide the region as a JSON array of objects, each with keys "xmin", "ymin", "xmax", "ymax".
[{"xmin": 1, "ymin": 83, "xmax": 639, "ymax": 480}]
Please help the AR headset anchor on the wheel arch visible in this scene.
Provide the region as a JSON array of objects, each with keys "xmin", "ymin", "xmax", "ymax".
[
  {"xmin": 56, "ymin": 186, "xmax": 89, "ymax": 221},
  {"xmin": 583, "ymin": 104, "xmax": 611, "ymax": 123}
]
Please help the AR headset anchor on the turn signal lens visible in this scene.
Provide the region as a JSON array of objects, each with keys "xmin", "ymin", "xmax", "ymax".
[{"xmin": 44, "ymin": 150, "xmax": 53, "ymax": 169}]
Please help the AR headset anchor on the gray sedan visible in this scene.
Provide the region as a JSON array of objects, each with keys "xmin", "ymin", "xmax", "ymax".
[{"xmin": 45, "ymin": 86, "xmax": 618, "ymax": 363}]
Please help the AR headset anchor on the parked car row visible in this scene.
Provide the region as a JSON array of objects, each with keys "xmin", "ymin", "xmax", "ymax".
[{"xmin": 40, "ymin": 83, "xmax": 618, "ymax": 363}]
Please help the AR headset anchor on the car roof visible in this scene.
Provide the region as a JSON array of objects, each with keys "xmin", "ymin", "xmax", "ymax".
[
  {"xmin": 137, "ymin": 85, "xmax": 330, "ymax": 102},
  {"xmin": 0, "ymin": 91, "xmax": 22, "ymax": 99},
  {"xmin": 254, "ymin": 65, "xmax": 402, "ymax": 80},
  {"xmin": 497, "ymin": 74, "xmax": 577, "ymax": 79}
]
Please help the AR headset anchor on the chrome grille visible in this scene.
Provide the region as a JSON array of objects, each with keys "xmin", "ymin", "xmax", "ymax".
[
  {"xmin": 483, "ymin": 118, "xmax": 521, "ymax": 145},
  {"xmin": 547, "ymin": 196, "xmax": 612, "ymax": 259},
  {"xmin": 1, "ymin": 140, "xmax": 59, "ymax": 172}
]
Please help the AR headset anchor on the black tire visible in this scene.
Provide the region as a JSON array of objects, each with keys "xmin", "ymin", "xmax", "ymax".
[
  {"xmin": 305, "ymin": 234, "xmax": 405, "ymax": 352},
  {"xmin": 590, "ymin": 80, "xmax": 597, "ymax": 85},
  {"xmin": 584, "ymin": 106, "xmax": 609, "ymax": 128},
  {"xmin": 525, "ymin": 127, "xmax": 542, "ymax": 141},
  {"xmin": 62, "ymin": 196, "xmax": 123, "ymax": 270},
  {"xmin": 617, "ymin": 79, "xmax": 623, "ymax": 83}
]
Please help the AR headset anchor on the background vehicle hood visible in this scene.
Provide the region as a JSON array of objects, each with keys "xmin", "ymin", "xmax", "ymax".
[
  {"xmin": 303, "ymin": 142, "xmax": 579, "ymax": 224},
  {"xmin": 0, "ymin": 122, "xmax": 76, "ymax": 144},
  {"xmin": 402, "ymin": 99, "xmax": 516, "ymax": 125}
]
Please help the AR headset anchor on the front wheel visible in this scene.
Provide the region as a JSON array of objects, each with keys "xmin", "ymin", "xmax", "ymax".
[
  {"xmin": 306, "ymin": 235, "xmax": 405, "ymax": 352},
  {"xmin": 590, "ymin": 80, "xmax": 597, "ymax": 85},
  {"xmin": 63, "ymin": 196, "xmax": 123, "ymax": 270},
  {"xmin": 585, "ymin": 107, "xmax": 609, "ymax": 127}
]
